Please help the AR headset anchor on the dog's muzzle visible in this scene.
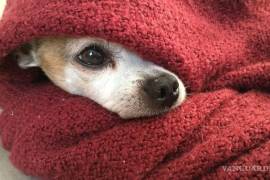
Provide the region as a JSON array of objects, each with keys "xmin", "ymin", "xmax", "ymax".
[{"xmin": 143, "ymin": 73, "xmax": 179, "ymax": 107}]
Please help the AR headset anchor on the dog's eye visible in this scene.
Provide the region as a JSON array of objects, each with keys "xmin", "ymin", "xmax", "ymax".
[{"xmin": 76, "ymin": 45, "xmax": 109, "ymax": 67}]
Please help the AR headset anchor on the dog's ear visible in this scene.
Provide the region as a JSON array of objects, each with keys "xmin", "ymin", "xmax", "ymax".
[{"xmin": 15, "ymin": 43, "xmax": 40, "ymax": 69}]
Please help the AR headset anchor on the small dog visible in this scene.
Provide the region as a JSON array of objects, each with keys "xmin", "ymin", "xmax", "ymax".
[
  {"xmin": 2, "ymin": 37, "xmax": 187, "ymax": 179},
  {"xmin": 13, "ymin": 37, "xmax": 186, "ymax": 119}
]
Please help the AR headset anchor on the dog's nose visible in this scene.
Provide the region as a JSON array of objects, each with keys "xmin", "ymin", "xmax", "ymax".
[{"xmin": 143, "ymin": 74, "xmax": 179, "ymax": 107}]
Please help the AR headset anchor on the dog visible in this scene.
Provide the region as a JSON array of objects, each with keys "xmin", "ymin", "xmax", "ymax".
[
  {"xmin": 13, "ymin": 37, "xmax": 186, "ymax": 119},
  {"xmin": 0, "ymin": 37, "xmax": 186, "ymax": 180}
]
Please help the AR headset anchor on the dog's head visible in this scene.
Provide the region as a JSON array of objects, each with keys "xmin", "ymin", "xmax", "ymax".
[{"xmin": 14, "ymin": 37, "xmax": 186, "ymax": 119}]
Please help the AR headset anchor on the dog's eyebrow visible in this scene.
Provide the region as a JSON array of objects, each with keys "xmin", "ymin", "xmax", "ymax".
[
  {"xmin": 64, "ymin": 39, "xmax": 96, "ymax": 59},
  {"xmin": 64, "ymin": 38, "xmax": 118, "ymax": 60}
]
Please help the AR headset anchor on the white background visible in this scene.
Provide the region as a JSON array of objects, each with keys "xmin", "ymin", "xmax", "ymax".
[{"xmin": 0, "ymin": 0, "xmax": 6, "ymax": 18}]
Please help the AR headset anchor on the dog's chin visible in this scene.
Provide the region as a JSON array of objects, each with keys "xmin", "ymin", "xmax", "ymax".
[
  {"xmin": 117, "ymin": 108, "xmax": 169, "ymax": 119},
  {"xmin": 102, "ymin": 91, "xmax": 184, "ymax": 119},
  {"xmin": 115, "ymin": 100, "xmax": 177, "ymax": 119}
]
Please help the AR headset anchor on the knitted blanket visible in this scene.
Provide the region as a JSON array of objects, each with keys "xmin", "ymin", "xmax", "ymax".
[{"xmin": 0, "ymin": 0, "xmax": 270, "ymax": 179}]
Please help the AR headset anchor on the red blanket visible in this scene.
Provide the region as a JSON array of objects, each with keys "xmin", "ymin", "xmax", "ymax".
[{"xmin": 0, "ymin": 0, "xmax": 270, "ymax": 179}]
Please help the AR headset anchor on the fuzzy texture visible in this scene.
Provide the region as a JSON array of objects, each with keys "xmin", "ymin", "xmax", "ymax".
[{"xmin": 0, "ymin": 0, "xmax": 270, "ymax": 179}]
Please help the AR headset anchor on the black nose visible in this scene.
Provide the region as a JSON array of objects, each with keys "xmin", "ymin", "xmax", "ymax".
[{"xmin": 143, "ymin": 74, "xmax": 179, "ymax": 107}]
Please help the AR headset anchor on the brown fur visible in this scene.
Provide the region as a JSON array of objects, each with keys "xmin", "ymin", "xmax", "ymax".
[{"xmin": 35, "ymin": 38, "xmax": 69, "ymax": 88}]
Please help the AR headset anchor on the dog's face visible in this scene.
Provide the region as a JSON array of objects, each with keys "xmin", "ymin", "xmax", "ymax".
[{"xmin": 15, "ymin": 37, "xmax": 186, "ymax": 119}]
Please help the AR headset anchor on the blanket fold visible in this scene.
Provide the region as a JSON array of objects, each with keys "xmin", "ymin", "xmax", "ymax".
[{"xmin": 0, "ymin": 0, "xmax": 270, "ymax": 179}]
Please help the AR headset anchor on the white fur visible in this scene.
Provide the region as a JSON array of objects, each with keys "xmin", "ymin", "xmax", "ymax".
[{"xmin": 17, "ymin": 51, "xmax": 40, "ymax": 69}]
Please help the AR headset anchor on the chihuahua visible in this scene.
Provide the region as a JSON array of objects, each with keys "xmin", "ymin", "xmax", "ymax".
[
  {"xmin": 13, "ymin": 37, "xmax": 186, "ymax": 119},
  {"xmin": 1, "ymin": 37, "xmax": 187, "ymax": 179}
]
